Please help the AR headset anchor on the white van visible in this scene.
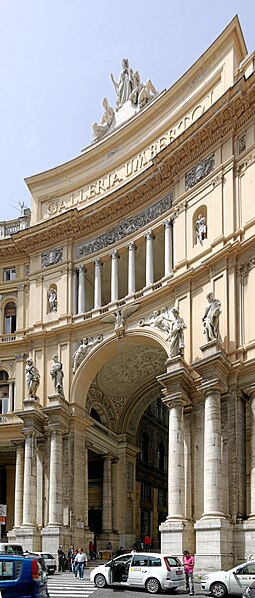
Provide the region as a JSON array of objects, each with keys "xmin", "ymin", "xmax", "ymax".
[
  {"xmin": 0, "ymin": 543, "xmax": 23, "ymax": 555},
  {"xmin": 90, "ymin": 552, "xmax": 185, "ymax": 594}
]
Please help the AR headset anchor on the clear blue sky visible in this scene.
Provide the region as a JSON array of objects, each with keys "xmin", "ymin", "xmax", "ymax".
[{"xmin": 0, "ymin": 0, "xmax": 254, "ymax": 221}]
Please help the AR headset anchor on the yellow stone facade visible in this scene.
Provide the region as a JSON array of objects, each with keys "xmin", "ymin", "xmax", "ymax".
[{"xmin": 0, "ymin": 17, "xmax": 255, "ymax": 572}]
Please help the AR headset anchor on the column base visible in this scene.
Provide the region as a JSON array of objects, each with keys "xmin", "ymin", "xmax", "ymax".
[
  {"xmin": 14, "ymin": 526, "xmax": 41, "ymax": 552},
  {"xmin": 159, "ymin": 519, "xmax": 195, "ymax": 557},
  {"xmin": 41, "ymin": 526, "xmax": 71, "ymax": 556},
  {"xmin": 194, "ymin": 517, "xmax": 233, "ymax": 573}
]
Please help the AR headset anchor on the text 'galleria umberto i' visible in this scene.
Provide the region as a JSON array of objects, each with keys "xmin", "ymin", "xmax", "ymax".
[{"xmin": 1, "ymin": 16, "xmax": 255, "ymax": 573}]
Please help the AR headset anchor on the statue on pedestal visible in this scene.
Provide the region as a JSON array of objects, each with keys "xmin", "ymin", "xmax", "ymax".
[
  {"xmin": 202, "ymin": 292, "xmax": 222, "ymax": 342},
  {"xmin": 25, "ymin": 358, "xmax": 40, "ymax": 399},
  {"xmin": 168, "ymin": 307, "xmax": 187, "ymax": 358},
  {"xmin": 195, "ymin": 213, "xmax": 207, "ymax": 245},
  {"xmin": 50, "ymin": 354, "xmax": 64, "ymax": 396},
  {"xmin": 47, "ymin": 287, "xmax": 58, "ymax": 312}
]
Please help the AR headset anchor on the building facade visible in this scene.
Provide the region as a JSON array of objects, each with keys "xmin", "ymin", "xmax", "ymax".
[{"xmin": 0, "ymin": 17, "xmax": 255, "ymax": 572}]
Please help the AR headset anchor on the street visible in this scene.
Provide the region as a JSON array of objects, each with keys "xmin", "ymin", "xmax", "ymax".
[{"xmin": 47, "ymin": 573, "xmax": 206, "ymax": 598}]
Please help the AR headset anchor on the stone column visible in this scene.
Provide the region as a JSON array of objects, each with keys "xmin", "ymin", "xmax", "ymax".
[
  {"xmin": 84, "ymin": 446, "xmax": 89, "ymax": 529},
  {"xmin": 78, "ymin": 265, "xmax": 86, "ymax": 313},
  {"xmin": 164, "ymin": 219, "xmax": 173, "ymax": 276},
  {"xmin": 102, "ymin": 455, "xmax": 112, "ymax": 533},
  {"xmin": 203, "ymin": 389, "xmax": 224, "ymax": 517},
  {"xmin": 23, "ymin": 431, "xmax": 37, "ymax": 527},
  {"xmin": 192, "ymin": 340, "xmax": 232, "ymax": 572},
  {"xmin": 167, "ymin": 399, "xmax": 185, "ymax": 519},
  {"xmin": 14, "ymin": 442, "xmax": 24, "ymax": 528},
  {"xmin": 145, "ymin": 231, "xmax": 154, "ymax": 286},
  {"xmin": 72, "ymin": 268, "xmax": 78, "ymax": 315},
  {"xmin": 248, "ymin": 388, "xmax": 255, "ymax": 518},
  {"xmin": 94, "ymin": 258, "xmax": 102, "ymax": 309},
  {"xmin": 41, "ymin": 395, "xmax": 71, "ymax": 554},
  {"xmin": 48, "ymin": 430, "xmax": 63, "ymax": 526},
  {"xmin": 157, "ymin": 356, "xmax": 194, "ymax": 555},
  {"xmin": 110, "ymin": 250, "xmax": 119, "ymax": 302},
  {"xmin": 127, "ymin": 242, "xmax": 136, "ymax": 295},
  {"xmin": 37, "ymin": 441, "xmax": 44, "ymax": 527}
]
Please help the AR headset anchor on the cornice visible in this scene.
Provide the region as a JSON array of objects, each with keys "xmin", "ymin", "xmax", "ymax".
[{"xmin": 1, "ymin": 72, "xmax": 255, "ymax": 259}]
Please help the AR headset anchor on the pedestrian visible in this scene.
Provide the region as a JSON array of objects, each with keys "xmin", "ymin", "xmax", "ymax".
[
  {"xmin": 107, "ymin": 541, "xmax": 112, "ymax": 551},
  {"xmin": 144, "ymin": 535, "xmax": 151, "ymax": 552},
  {"xmin": 74, "ymin": 547, "xmax": 88, "ymax": 580},
  {"xmin": 72, "ymin": 549, "xmax": 78, "ymax": 576},
  {"xmin": 57, "ymin": 545, "xmax": 65, "ymax": 572},
  {"xmin": 89, "ymin": 540, "xmax": 95, "ymax": 560},
  {"xmin": 183, "ymin": 550, "xmax": 195, "ymax": 595},
  {"xmin": 67, "ymin": 545, "xmax": 74, "ymax": 572}
]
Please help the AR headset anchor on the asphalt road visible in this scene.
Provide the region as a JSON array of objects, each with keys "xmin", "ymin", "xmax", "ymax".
[{"xmin": 89, "ymin": 583, "xmax": 206, "ymax": 598}]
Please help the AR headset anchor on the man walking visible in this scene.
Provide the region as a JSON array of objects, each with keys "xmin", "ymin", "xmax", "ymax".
[
  {"xmin": 183, "ymin": 550, "xmax": 195, "ymax": 595},
  {"xmin": 74, "ymin": 548, "xmax": 88, "ymax": 580}
]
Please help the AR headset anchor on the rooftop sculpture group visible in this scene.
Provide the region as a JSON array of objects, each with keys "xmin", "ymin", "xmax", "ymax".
[{"xmin": 92, "ymin": 58, "xmax": 158, "ymax": 141}]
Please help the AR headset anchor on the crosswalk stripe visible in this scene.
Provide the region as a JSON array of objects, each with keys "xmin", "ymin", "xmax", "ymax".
[{"xmin": 47, "ymin": 572, "xmax": 96, "ymax": 597}]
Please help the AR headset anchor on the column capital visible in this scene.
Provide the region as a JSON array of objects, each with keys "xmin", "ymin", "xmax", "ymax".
[
  {"xmin": 110, "ymin": 249, "xmax": 119, "ymax": 259},
  {"xmin": 94, "ymin": 257, "xmax": 102, "ymax": 266},
  {"xmin": 164, "ymin": 218, "xmax": 174, "ymax": 228},
  {"xmin": 78, "ymin": 264, "xmax": 86, "ymax": 273},
  {"xmin": 144, "ymin": 230, "xmax": 155, "ymax": 240},
  {"xmin": 127, "ymin": 241, "xmax": 136, "ymax": 251}
]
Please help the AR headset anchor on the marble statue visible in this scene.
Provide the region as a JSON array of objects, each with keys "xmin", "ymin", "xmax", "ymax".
[
  {"xmin": 102, "ymin": 304, "xmax": 139, "ymax": 338},
  {"xmin": 50, "ymin": 354, "xmax": 64, "ymax": 396},
  {"xmin": 130, "ymin": 71, "xmax": 157, "ymax": 109},
  {"xmin": 168, "ymin": 307, "xmax": 187, "ymax": 358},
  {"xmin": 202, "ymin": 292, "xmax": 222, "ymax": 342},
  {"xmin": 92, "ymin": 98, "xmax": 115, "ymax": 141},
  {"xmin": 47, "ymin": 287, "xmax": 58, "ymax": 312},
  {"xmin": 196, "ymin": 213, "xmax": 207, "ymax": 244},
  {"xmin": 25, "ymin": 358, "xmax": 40, "ymax": 399},
  {"xmin": 72, "ymin": 335, "xmax": 103, "ymax": 374},
  {"xmin": 111, "ymin": 58, "xmax": 134, "ymax": 109},
  {"xmin": 152, "ymin": 309, "xmax": 172, "ymax": 336}
]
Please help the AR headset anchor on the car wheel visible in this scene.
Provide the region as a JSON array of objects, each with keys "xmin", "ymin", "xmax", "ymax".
[
  {"xmin": 145, "ymin": 577, "xmax": 161, "ymax": 594},
  {"xmin": 210, "ymin": 582, "xmax": 227, "ymax": 598},
  {"xmin": 94, "ymin": 573, "xmax": 107, "ymax": 588}
]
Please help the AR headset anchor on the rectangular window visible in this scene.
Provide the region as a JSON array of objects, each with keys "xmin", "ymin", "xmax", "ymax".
[
  {"xmin": 0, "ymin": 384, "xmax": 9, "ymax": 414},
  {"xmin": 3, "ymin": 268, "xmax": 16, "ymax": 281},
  {"xmin": 141, "ymin": 482, "xmax": 151, "ymax": 502}
]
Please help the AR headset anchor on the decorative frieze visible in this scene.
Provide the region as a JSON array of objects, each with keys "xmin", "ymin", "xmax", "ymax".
[
  {"xmin": 185, "ymin": 153, "xmax": 215, "ymax": 190},
  {"xmin": 41, "ymin": 247, "xmax": 63, "ymax": 268},
  {"xmin": 77, "ymin": 193, "xmax": 173, "ymax": 258}
]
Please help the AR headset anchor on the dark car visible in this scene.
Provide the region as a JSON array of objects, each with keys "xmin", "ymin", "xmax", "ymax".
[{"xmin": 0, "ymin": 553, "xmax": 49, "ymax": 598}]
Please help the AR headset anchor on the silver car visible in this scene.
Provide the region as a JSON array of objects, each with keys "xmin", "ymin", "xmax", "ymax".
[
  {"xmin": 90, "ymin": 552, "xmax": 185, "ymax": 594},
  {"xmin": 201, "ymin": 560, "xmax": 255, "ymax": 597}
]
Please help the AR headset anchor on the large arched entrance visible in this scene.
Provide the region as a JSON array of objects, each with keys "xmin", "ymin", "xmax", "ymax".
[{"xmin": 72, "ymin": 332, "xmax": 169, "ymax": 552}]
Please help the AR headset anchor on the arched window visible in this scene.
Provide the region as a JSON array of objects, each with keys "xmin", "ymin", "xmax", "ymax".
[
  {"xmin": 0, "ymin": 371, "xmax": 10, "ymax": 414},
  {"xmin": 4, "ymin": 302, "xmax": 16, "ymax": 334}
]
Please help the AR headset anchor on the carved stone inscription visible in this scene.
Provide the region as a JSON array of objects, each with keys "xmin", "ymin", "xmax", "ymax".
[{"xmin": 77, "ymin": 193, "xmax": 173, "ymax": 258}]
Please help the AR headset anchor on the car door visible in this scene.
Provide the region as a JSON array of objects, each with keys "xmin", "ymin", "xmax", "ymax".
[
  {"xmin": 128, "ymin": 554, "xmax": 149, "ymax": 586},
  {"xmin": 229, "ymin": 563, "xmax": 255, "ymax": 594}
]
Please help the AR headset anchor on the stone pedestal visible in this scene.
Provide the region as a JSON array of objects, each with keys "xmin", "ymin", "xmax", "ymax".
[
  {"xmin": 160, "ymin": 520, "xmax": 194, "ymax": 557},
  {"xmin": 194, "ymin": 518, "xmax": 233, "ymax": 572},
  {"xmin": 15, "ymin": 526, "xmax": 41, "ymax": 552},
  {"xmin": 41, "ymin": 525, "xmax": 71, "ymax": 557}
]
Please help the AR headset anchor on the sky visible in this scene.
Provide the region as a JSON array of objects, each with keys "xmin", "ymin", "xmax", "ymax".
[{"xmin": 0, "ymin": 0, "xmax": 254, "ymax": 222}]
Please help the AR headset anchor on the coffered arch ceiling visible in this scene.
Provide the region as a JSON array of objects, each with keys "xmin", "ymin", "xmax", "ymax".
[{"xmin": 71, "ymin": 331, "xmax": 167, "ymax": 417}]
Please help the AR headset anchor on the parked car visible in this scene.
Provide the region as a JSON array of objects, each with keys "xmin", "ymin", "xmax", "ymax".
[
  {"xmin": 34, "ymin": 552, "xmax": 57, "ymax": 575},
  {"xmin": 90, "ymin": 552, "xmax": 185, "ymax": 594},
  {"xmin": 0, "ymin": 543, "xmax": 23, "ymax": 555},
  {"xmin": 201, "ymin": 559, "xmax": 255, "ymax": 597},
  {"xmin": 0, "ymin": 553, "xmax": 49, "ymax": 597}
]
